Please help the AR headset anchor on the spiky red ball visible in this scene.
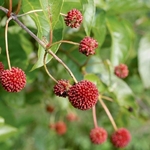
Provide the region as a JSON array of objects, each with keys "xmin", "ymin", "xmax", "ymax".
[
  {"xmin": 64, "ymin": 9, "xmax": 83, "ymax": 28},
  {"xmin": 53, "ymin": 79, "xmax": 71, "ymax": 97},
  {"xmin": 0, "ymin": 67, "xmax": 26, "ymax": 92},
  {"xmin": 55, "ymin": 121, "xmax": 67, "ymax": 135},
  {"xmin": 90, "ymin": 127, "xmax": 107, "ymax": 144},
  {"xmin": 68, "ymin": 80, "xmax": 99, "ymax": 110},
  {"xmin": 79, "ymin": 37, "xmax": 98, "ymax": 56},
  {"xmin": 0, "ymin": 62, "xmax": 4, "ymax": 73},
  {"xmin": 114, "ymin": 64, "xmax": 129, "ymax": 78},
  {"xmin": 111, "ymin": 128, "xmax": 131, "ymax": 148}
]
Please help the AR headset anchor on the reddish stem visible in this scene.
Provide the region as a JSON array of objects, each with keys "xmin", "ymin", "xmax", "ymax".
[
  {"xmin": 92, "ymin": 105, "xmax": 98, "ymax": 128},
  {"xmin": 7, "ymin": 0, "xmax": 12, "ymax": 17},
  {"xmin": 99, "ymin": 97, "xmax": 118, "ymax": 131},
  {"xmin": 15, "ymin": 0, "xmax": 22, "ymax": 15}
]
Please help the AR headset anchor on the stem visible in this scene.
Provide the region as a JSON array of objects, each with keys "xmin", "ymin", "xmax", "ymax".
[
  {"xmin": 99, "ymin": 97, "xmax": 118, "ymax": 131},
  {"xmin": 49, "ymin": 40, "xmax": 79, "ymax": 48},
  {"xmin": 46, "ymin": 49, "xmax": 78, "ymax": 83},
  {"xmin": 92, "ymin": 105, "xmax": 98, "ymax": 128},
  {"xmin": 0, "ymin": 6, "xmax": 9, "ymax": 14},
  {"xmin": 17, "ymin": 9, "xmax": 43, "ymax": 17},
  {"xmin": 5, "ymin": 17, "xmax": 12, "ymax": 70},
  {"xmin": 60, "ymin": 12, "xmax": 67, "ymax": 17},
  {"xmin": 7, "ymin": 0, "xmax": 12, "ymax": 17},
  {"xmin": 43, "ymin": 52, "xmax": 57, "ymax": 83},
  {"xmin": 101, "ymin": 95, "xmax": 113, "ymax": 102},
  {"xmin": 12, "ymin": 15, "xmax": 46, "ymax": 47},
  {"xmin": 60, "ymin": 48, "xmax": 81, "ymax": 67},
  {"xmin": 15, "ymin": 0, "xmax": 22, "ymax": 15}
]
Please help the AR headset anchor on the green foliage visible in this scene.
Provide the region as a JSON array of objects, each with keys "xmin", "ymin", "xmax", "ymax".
[
  {"xmin": 138, "ymin": 34, "xmax": 150, "ymax": 88},
  {"xmin": 0, "ymin": 0, "xmax": 150, "ymax": 149},
  {"xmin": 81, "ymin": 0, "xmax": 95, "ymax": 36},
  {"xmin": 0, "ymin": 116, "xmax": 17, "ymax": 142},
  {"xmin": 22, "ymin": 0, "xmax": 64, "ymax": 70},
  {"xmin": 106, "ymin": 16, "xmax": 134, "ymax": 66}
]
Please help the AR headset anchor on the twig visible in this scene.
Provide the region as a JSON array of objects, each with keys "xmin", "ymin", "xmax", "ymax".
[
  {"xmin": 92, "ymin": 105, "xmax": 98, "ymax": 128},
  {"xmin": 49, "ymin": 40, "xmax": 79, "ymax": 48},
  {"xmin": 17, "ymin": 9, "xmax": 43, "ymax": 17},
  {"xmin": 43, "ymin": 52, "xmax": 57, "ymax": 83},
  {"xmin": 15, "ymin": 0, "xmax": 22, "ymax": 15},
  {"xmin": 99, "ymin": 97, "xmax": 118, "ymax": 131},
  {"xmin": 0, "ymin": 6, "xmax": 9, "ymax": 14},
  {"xmin": 60, "ymin": 12, "xmax": 67, "ymax": 17},
  {"xmin": 7, "ymin": 0, "xmax": 12, "ymax": 17},
  {"xmin": 101, "ymin": 95, "xmax": 113, "ymax": 102},
  {"xmin": 12, "ymin": 15, "xmax": 46, "ymax": 47},
  {"xmin": 5, "ymin": 17, "xmax": 12, "ymax": 70},
  {"xmin": 46, "ymin": 49, "xmax": 78, "ymax": 83}
]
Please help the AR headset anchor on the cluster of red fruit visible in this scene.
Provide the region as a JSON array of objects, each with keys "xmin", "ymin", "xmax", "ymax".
[
  {"xmin": 0, "ymin": 7, "xmax": 130, "ymax": 148},
  {"xmin": 53, "ymin": 79, "xmax": 131, "ymax": 148},
  {"xmin": 64, "ymin": 9, "xmax": 98, "ymax": 56},
  {"xmin": 90, "ymin": 127, "xmax": 131, "ymax": 148},
  {"xmin": 51, "ymin": 8, "xmax": 131, "ymax": 148},
  {"xmin": 54, "ymin": 80, "xmax": 99, "ymax": 110},
  {"xmin": 46, "ymin": 104, "xmax": 78, "ymax": 135},
  {"xmin": 0, "ymin": 62, "xmax": 26, "ymax": 92},
  {"xmin": 65, "ymin": 9, "xmax": 129, "ymax": 77},
  {"xmin": 48, "ymin": 113, "xmax": 79, "ymax": 136}
]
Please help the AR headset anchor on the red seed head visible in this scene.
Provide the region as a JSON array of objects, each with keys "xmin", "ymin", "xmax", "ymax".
[
  {"xmin": 64, "ymin": 9, "xmax": 83, "ymax": 28},
  {"xmin": 114, "ymin": 64, "xmax": 129, "ymax": 78},
  {"xmin": 55, "ymin": 121, "xmax": 67, "ymax": 135},
  {"xmin": 79, "ymin": 37, "xmax": 98, "ymax": 56},
  {"xmin": 90, "ymin": 127, "xmax": 107, "ymax": 144},
  {"xmin": 46, "ymin": 105, "xmax": 54, "ymax": 113},
  {"xmin": 66, "ymin": 112, "xmax": 78, "ymax": 122},
  {"xmin": 53, "ymin": 79, "xmax": 71, "ymax": 98},
  {"xmin": 49, "ymin": 123, "xmax": 56, "ymax": 130},
  {"xmin": 111, "ymin": 128, "xmax": 131, "ymax": 148},
  {"xmin": 0, "ymin": 67, "xmax": 26, "ymax": 92},
  {"xmin": 68, "ymin": 80, "xmax": 99, "ymax": 110},
  {"xmin": 0, "ymin": 62, "xmax": 4, "ymax": 73}
]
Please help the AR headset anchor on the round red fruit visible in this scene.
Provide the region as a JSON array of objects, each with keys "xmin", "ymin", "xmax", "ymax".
[
  {"xmin": 111, "ymin": 128, "xmax": 131, "ymax": 148},
  {"xmin": 68, "ymin": 80, "xmax": 99, "ymax": 110},
  {"xmin": 64, "ymin": 9, "xmax": 83, "ymax": 28},
  {"xmin": 90, "ymin": 127, "xmax": 107, "ymax": 144},
  {"xmin": 0, "ymin": 67, "xmax": 26, "ymax": 92}
]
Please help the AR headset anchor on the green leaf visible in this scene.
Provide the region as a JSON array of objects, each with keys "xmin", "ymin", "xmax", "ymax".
[
  {"xmin": 80, "ymin": 0, "xmax": 95, "ymax": 36},
  {"xmin": 31, "ymin": 16, "xmax": 64, "ymax": 70},
  {"xmin": 92, "ymin": 10, "xmax": 106, "ymax": 48},
  {"xmin": 22, "ymin": 0, "xmax": 64, "ymax": 70},
  {"xmin": 0, "ymin": 28, "xmax": 29, "ymax": 70},
  {"xmin": 138, "ymin": 35, "xmax": 150, "ymax": 89},
  {"xmin": 106, "ymin": 16, "xmax": 134, "ymax": 66},
  {"xmin": 106, "ymin": 0, "xmax": 149, "ymax": 14},
  {"xmin": 0, "ymin": 125, "xmax": 17, "ymax": 142}
]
